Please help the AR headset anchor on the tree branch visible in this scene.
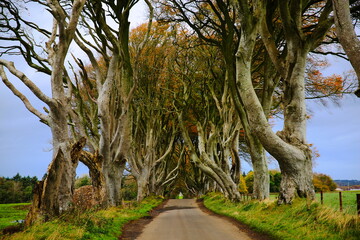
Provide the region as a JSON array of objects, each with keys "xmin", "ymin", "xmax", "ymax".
[
  {"xmin": 0, "ymin": 59, "xmax": 53, "ymax": 106},
  {"xmin": 0, "ymin": 65, "xmax": 48, "ymax": 123}
]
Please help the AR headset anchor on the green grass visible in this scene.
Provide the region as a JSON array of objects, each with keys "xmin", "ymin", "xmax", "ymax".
[
  {"xmin": 315, "ymin": 191, "xmax": 360, "ymax": 214},
  {"xmin": 204, "ymin": 193, "xmax": 360, "ymax": 240},
  {"xmin": 1, "ymin": 196, "xmax": 163, "ymax": 240},
  {"xmin": 0, "ymin": 203, "xmax": 30, "ymax": 231},
  {"xmin": 269, "ymin": 191, "xmax": 360, "ymax": 215}
]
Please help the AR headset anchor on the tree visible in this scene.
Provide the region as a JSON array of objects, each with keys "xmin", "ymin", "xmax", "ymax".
[
  {"xmin": 75, "ymin": 174, "xmax": 92, "ymax": 189},
  {"xmin": 128, "ymin": 22, "xmax": 178, "ymax": 201},
  {"xmin": 332, "ymin": 0, "xmax": 360, "ymax": 97},
  {"xmin": 238, "ymin": 175, "xmax": 248, "ymax": 194},
  {"xmin": 305, "ymin": 56, "xmax": 356, "ymax": 102},
  {"xmin": 0, "ymin": 174, "xmax": 38, "ymax": 203},
  {"xmin": 313, "ymin": 173, "xmax": 337, "ymax": 192},
  {"xmin": 234, "ymin": 0, "xmax": 336, "ymax": 204},
  {"xmin": 155, "ymin": 0, "xmax": 270, "ymax": 200},
  {"xmin": 269, "ymin": 170, "xmax": 281, "ymax": 193},
  {"xmin": 70, "ymin": 0, "xmax": 156, "ymax": 207},
  {"xmin": 244, "ymin": 171, "xmax": 254, "ymax": 193},
  {"xmin": 0, "ymin": 0, "xmax": 86, "ymax": 223}
]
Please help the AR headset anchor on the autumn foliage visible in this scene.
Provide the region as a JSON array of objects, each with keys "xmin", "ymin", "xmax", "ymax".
[
  {"xmin": 306, "ymin": 58, "xmax": 344, "ymax": 97},
  {"xmin": 313, "ymin": 173, "xmax": 337, "ymax": 192}
]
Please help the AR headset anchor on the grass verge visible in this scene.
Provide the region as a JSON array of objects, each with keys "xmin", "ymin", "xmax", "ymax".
[
  {"xmin": 203, "ymin": 193, "xmax": 360, "ymax": 240},
  {"xmin": 1, "ymin": 196, "xmax": 163, "ymax": 240}
]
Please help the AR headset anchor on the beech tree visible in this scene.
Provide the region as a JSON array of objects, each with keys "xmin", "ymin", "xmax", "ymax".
[
  {"xmin": 167, "ymin": 34, "xmax": 241, "ymax": 200},
  {"xmin": 128, "ymin": 22, "xmax": 179, "ymax": 201},
  {"xmin": 71, "ymin": 0, "xmax": 156, "ymax": 206},
  {"xmin": 234, "ymin": 0, "xmax": 336, "ymax": 204},
  {"xmin": 155, "ymin": 0, "xmax": 271, "ymax": 200},
  {"xmin": 0, "ymin": 0, "xmax": 86, "ymax": 223},
  {"xmin": 332, "ymin": 0, "xmax": 360, "ymax": 97},
  {"xmin": 3, "ymin": 0, "xmax": 359, "ymax": 217}
]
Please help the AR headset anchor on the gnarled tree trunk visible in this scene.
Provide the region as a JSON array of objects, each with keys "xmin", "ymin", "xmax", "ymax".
[
  {"xmin": 178, "ymin": 114, "xmax": 241, "ymax": 201},
  {"xmin": 248, "ymin": 137, "xmax": 269, "ymax": 200},
  {"xmin": 25, "ymin": 137, "xmax": 86, "ymax": 225},
  {"xmin": 233, "ymin": 0, "xmax": 335, "ymax": 203},
  {"xmin": 274, "ymin": 48, "xmax": 314, "ymax": 202},
  {"xmin": 79, "ymin": 150, "xmax": 106, "ymax": 206}
]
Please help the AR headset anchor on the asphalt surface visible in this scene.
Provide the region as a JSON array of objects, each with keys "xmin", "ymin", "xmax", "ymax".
[{"xmin": 136, "ymin": 199, "xmax": 252, "ymax": 240}]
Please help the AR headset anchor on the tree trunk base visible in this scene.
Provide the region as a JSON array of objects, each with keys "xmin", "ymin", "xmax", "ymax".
[
  {"xmin": 25, "ymin": 181, "xmax": 44, "ymax": 227},
  {"xmin": 277, "ymin": 173, "xmax": 315, "ymax": 205}
]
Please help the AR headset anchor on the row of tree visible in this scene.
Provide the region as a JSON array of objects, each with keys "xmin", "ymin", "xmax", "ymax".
[
  {"xmin": 0, "ymin": 174, "xmax": 38, "ymax": 204},
  {"xmin": 0, "ymin": 171, "xmax": 338, "ymax": 204},
  {"xmin": 240, "ymin": 171, "xmax": 336, "ymax": 193},
  {"xmin": 0, "ymin": 0, "xmax": 359, "ymax": 226}
]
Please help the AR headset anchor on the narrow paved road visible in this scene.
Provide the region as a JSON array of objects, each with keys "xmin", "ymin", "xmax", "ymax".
[{"xmin": 137, "ymin": 199, "xmax": 252, "ymax": 240}]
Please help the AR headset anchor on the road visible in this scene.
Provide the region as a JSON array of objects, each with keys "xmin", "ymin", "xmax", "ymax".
[{"xmin": 136, "ymin": 199, "xmax": 253, "ymax": 240}]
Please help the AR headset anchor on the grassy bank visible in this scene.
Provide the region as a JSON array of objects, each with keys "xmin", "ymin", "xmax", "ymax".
[
  {"xmin": 1, "ymin": 196, "xmax": 163, "ymax": 240},
  {"xmin": 203, "ymin": 193, "xmax": 360, "ymax": 240}
]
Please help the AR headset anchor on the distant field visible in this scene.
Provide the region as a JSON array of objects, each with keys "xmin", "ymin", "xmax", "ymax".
[
  {"xmin": 315, "ymin": 191, "xmax": 360, "ymax": 214},
  {"xmin": 270, "ymin": 191, "xmax": 360, "ymax": 214},
  {"xmin": 0, "ymin": 203, "xmax": 30, "ymax": 231}
]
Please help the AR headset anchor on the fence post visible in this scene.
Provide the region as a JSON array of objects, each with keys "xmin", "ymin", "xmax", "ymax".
[
  {"xmin": 357, "ymin": 194, "xmax": 360, "ymax": 216},
  {"xmin": 320, "ymin": 191, "xmax": 323, "ymax": 205},
  {"xmin": 339, "ymin": 191, "xmax": 343, "ymax": 212}
]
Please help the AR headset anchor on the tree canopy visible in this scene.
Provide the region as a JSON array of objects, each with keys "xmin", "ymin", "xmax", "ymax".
[{"xmin": 0, "ymin": 0, "xmax": 358, "ymax": 225}]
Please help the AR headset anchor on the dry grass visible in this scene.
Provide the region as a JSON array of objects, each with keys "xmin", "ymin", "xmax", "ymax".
[
  {"xmin": 1, "ymin": 196, "xmax": 163, "ymax": 240},
  {"xmin": 203, "ymin": 193, "xmax": 360, "ymax": 240}
]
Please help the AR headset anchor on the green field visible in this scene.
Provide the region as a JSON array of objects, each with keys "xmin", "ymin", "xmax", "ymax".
[
  {"xmin": 0, "ymin": 203, "xmax": 30, "ymax": 231},
  {"xmin": 315, "ymin": 191, "xmax": 360, "ymax": 214},
  {"xmin": 269, "ymin": 191, "xmax": 360, "ymax": 215}
]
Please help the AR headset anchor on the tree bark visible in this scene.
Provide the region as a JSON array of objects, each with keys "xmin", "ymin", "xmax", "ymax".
[
  {"xmin": 224, "ymin": 47, "xmax": 270, "ymax": 201},
  {"xmin": 275, "ymin": 48, "xmax": 315, "ymax": 204},
  {"xmin": 234, "ymin": 1, "xmax": 315, "ymax": 203},
  {"xmin": 248, "ymin": 137, "xmax": 269, "ymax": 200},
  {"xmin": 25, "ymin": 137, "xmax": 86, "ymax": 225},
  {"xmin": 4, "ymin": 0, "xmax": 87, "ymax": 225},
  {"xmin": 79, "ymin": 151, "xmax": 106, "ymax": 206},
  {"xmin": 24, "ymin": 181, "xmax": 43, "ymax": 227},
  {"xmin": 102, "ymin": 160, "xmax": 126, "ymax": 206},
  {"xmin": 136, "ymin": 169, "xmax": 150, "ymax": 202}
]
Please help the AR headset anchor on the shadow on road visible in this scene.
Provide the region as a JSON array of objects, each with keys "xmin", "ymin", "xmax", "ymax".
[{"xmin": 159, "ymin": 206, "xmax": 196, "ymax": 212}]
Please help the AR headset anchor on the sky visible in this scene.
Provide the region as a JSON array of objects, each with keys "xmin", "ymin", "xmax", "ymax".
[{"xmin": 0, "ymin": 1, "xmax": 359, "ymax": 181}]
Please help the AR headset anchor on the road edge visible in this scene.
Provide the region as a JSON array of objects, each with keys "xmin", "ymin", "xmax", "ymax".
[
  {"xmin": 196, "ymin": 199, "xmax": 274, "ymax": 240},
  {"xmin": 119, "ymin": 199, "xmax": 168, "ymax": 240}
]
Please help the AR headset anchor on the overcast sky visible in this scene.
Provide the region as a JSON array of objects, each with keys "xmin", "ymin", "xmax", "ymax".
[{"xmin": 0, "ymin": 1, "xmax": 359, "ymax": 180}]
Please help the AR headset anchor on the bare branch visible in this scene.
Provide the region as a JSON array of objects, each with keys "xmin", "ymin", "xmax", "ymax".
[
  {"xmin": 0, "ymin": 59, "xmax": 53, "ymax": 106},
  {"xmin": 0, "ymin": 65, "xmax": 48, "ymax": 123},
  {"xmin": 153, "ymin": 130, "xmax": 176, "ymax": 166}
]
